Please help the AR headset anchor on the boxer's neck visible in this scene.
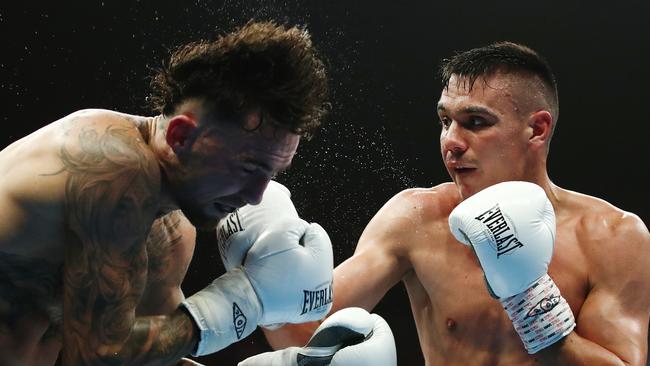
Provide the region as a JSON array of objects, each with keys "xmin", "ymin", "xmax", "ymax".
[{"xmin": 134, "ymin": 115, "xmax": 182, "ymax": 218}]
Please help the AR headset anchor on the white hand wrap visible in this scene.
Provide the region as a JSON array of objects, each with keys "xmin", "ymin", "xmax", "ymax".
[
  {"xmin": 182, "ymin": 268, "xmax": 261, "ymax": 356},
  {"xmin": 501, "ymin": 273, "xmax": 575, "ymax": 354}
]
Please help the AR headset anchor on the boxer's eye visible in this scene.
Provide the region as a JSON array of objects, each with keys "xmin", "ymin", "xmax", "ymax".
[
  {"xmin": 439, "ymin": 117, "xmax": 451, "ymax": 128},
  {"xmin": 468, "ymin": 117, "xmax": 486, "ymax": 127}
]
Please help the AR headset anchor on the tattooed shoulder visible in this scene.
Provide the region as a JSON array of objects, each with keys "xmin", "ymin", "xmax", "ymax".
[{"xmin": 61, "ymin": 123, "xmax": 161, "ymax": 245}]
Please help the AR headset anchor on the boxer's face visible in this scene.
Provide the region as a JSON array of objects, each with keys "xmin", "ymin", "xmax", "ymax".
[
  {"xmin": 438, "ymin": 73, "xmax": 532, "ymax": 199},
  {"xmin": 169, "ymin": 108, "xmax": 299, "ymax": 231}
]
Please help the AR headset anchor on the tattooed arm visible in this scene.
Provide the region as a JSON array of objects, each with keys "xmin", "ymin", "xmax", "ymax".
[
  {"xmin": 138, "ymin": 210, "xmax": 197, "ymax": 316},
  {"xmin": 62, "ymin": 124, "xmax": 198, "ymax": 365}
]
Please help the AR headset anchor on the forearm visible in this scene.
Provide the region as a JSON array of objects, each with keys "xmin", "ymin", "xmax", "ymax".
[
  {"xmin": 64, "ymin": 308, "xmax": 198, "ymax": 365},
  {"xmin": 536, "ymin": 332, "xmax": 632, "ymax": 366}
]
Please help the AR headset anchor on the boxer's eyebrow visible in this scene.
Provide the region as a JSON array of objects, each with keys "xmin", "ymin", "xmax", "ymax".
[
  {"xmin": 458, "ymin": 106, "xmax": 496, "ymax": 117},
  {"xmin": 436, "ymin": 104, "xmax": 497, "ymax": 118}
]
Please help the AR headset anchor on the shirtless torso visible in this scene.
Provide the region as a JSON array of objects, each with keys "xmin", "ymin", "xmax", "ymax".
[
  {"xmin": 380, "ymin": 183, "xmax": 648, "ymax": 365},
  {"xmin": 267, "ymin": 181, "xmax": 649, "ymax": 365},
  {"xmin": 0, "ymin": 109, "xmax": 196, "ymax": 365}
]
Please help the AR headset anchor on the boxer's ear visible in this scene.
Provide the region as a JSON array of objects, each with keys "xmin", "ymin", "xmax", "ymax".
[
  {"xmin": 527, "ymin": 110, "xmax": 553, "ymax": 150},
  {"xmin": 166, "ymin": 114, "xmax": 198, "ymax": 155}
]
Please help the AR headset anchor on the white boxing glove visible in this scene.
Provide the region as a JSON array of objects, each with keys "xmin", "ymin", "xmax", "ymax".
[
  {"xmin": 217, "ymin": 181, "xmax": 334, "ymax": 326},
  {"xmin": 449, "ymin": 181, "xmax": 575, "ymax": 353},
  {"xmin": 238, "ymin": 307, "xmax": 397, "ymax": 366},
  {"xmin": 181, "ymin": 182, "xmax": 334, "ymax": 356},
  {"xmin": 217, "ymin": 180, "xmax": 298, "ymax": 270}
]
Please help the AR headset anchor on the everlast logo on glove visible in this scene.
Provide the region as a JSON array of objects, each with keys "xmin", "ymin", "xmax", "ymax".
[
  {"xmin": 217, "ymin": 210, "xmax": 244, "ymax": 248},
  {"xmin": 474, "ymin": 204, "xmax": 524, "ymax": 258},
  {"xmin": 301, "ymin": 281, "xmax": 333, "ymax": 315}
]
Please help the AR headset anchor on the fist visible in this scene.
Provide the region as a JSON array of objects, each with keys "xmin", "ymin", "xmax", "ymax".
[{"xmin": 449, "ymin": 181, "xmax": 556, "ymax": 298}]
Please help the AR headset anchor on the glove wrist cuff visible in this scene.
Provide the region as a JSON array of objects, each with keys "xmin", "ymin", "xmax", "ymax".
[
  {"xmin": 500, "ymin": 273, "xmax": 576, "ymax": 354},
  {"xmin": 182, "ymin": 267, "xmax": 262, "ymax": 356}
]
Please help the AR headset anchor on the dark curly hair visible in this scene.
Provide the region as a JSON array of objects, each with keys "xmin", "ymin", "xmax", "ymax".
[
  {"xmin": 439, "ymin": 41, "xmax": 559, "ymax": 122},
  {"xmin": 149, "ymin": 21, "xmax": 329, "ymax": 138}
]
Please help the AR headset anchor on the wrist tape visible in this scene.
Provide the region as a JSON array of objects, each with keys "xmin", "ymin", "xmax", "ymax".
[
  {"xmin": 500, "ymin": 273, "xmax": 576, "ymax": 354},
  {"xmin": 182, "ymin": 268, "xmax": 261, "ymax": 356}
]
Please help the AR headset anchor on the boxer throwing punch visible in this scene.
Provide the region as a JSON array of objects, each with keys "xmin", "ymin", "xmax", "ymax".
[{"xmin": 264, "ymin": 42, "xmax": 650, "ymax": 365}]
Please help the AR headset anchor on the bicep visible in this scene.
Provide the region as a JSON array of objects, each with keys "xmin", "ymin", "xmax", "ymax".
[
  {"xmin": 138, "ymin": 211, "xmax": 196, "ymax": 315},
  {"xmin": 575, "ymin": 287, "xmax": 648, "ymax": 365},
  {"xmin": 575, "ymin": 216, "xmax": 650, "ymax": 365}
]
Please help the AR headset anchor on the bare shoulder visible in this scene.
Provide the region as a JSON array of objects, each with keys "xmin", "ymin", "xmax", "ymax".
[
  {"xmin": 61, "ymin": 109, "xmax": 161, "ymax": 249},
  {"xmin": 59, "ymin": 109, "xmax": 159, "ymax": 183},
  {"xmin": 59, "ymin": 109, "xmax": 150, "ymax": 148},
  {"xmin": 562, "ymin": 188, "xmax": 649, "ymax": 245},
  {"xmin": 376, "ymin": 182, "xmax": 460, "ymax": 223},
  {"xmin": 1, "ymin": 109, "xmax": 148, "ymax": 194},
  {"xmin": 560, "ymin": 188, "xmax": 650, "ymax": 277},
  {"xmin": 0, "ymin": 109, "xmax": 157, "ymax": 246},
  {"xmin": 356, "ymin": 182, "xmax": 460, "ymax": 253}
]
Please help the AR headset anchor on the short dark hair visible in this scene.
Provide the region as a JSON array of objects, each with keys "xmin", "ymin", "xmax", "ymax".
[
  {"xmin": 439, "ymin": 42, "xmax": 559, "ymax": 121},
  {"xmin": 149, "ymin": 21, "xmax": 329, "ymax": 138}
]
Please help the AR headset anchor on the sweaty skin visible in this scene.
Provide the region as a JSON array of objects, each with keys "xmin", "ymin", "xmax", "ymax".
[
  {"xmin": 266, "ymin": 73, "xmax": 650, "ymax": 365},
  {"xmin": 0, "ymin": 107, "xmax": 298, "ymax": 365}
]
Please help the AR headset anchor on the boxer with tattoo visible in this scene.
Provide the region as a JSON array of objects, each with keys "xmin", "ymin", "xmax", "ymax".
[{"xmin": 0, "ymin": 21, "xmax": 330, "ymax": 365}]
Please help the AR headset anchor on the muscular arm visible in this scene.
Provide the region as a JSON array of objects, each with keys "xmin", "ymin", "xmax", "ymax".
[
  {"xmin": 537, "ymin": 214, "xmax": 650, "ymax": 366},
  {"xmin": 264, "ymin": 189, "xmax": 419, "ymax": 349},
  {"xmin": 62, "ymin": 124, "xmax": 198, "ymax": 365},
  {"xmin": 137, "ymin": 210, "xmax": 197, "ymax": 316}
]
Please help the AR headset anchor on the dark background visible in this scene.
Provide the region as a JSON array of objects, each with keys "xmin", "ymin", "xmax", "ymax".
[{"xmin": 2, "ymin": 1, "xmax": 649, "ymax": 365}]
